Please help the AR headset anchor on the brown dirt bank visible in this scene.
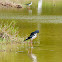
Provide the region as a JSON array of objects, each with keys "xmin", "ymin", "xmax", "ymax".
[{"xmin": 0, "ymin": 1, "xmax": 22, "ymax": 9}]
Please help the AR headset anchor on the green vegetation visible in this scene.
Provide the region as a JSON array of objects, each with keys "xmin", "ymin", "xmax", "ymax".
[{"xmin": 0, "ymin": 20, "xmax": 24, "ymax": 44}]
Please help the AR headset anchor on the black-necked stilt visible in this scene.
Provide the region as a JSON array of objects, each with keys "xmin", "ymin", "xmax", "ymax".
[
  {"xmin": 25, "ymin": 1, "xmax": 32, "ymax": 9},
  {"xmin": 26, "ymin": 1, "xmax": 32, "ymax": 7},
  {"xmin": 24, "ymin": 30, "xmax": 39, "ymax": 46}
]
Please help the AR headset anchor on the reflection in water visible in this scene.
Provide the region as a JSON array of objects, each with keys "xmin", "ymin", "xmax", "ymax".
[
  {"xmin": 31, "ymin": 54, "xmax": 37, "ymax": 62},
  {"xmin": 38, "ymin": 0, "xmax": 42, "ymax": 15},
  {"xmin": 52, "ymin": 0, "xmax": 56, "ymax": 6},
  {"xmin": 28, "ymin": 9, "xmax": 32, "ymax": 15},
  {"xmin": 28, "ymin": 48, "xmax": 37, "ymax": 62},
  {"xmin": 37, "ymin": 23, "xmax": 41, "ymax": 44}
]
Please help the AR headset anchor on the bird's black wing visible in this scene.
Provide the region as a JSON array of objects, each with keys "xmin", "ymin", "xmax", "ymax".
[
  {"xmin": 25, "ymin": 3, "xmax": 31, "ymax": 5},
  {"xmin": 24, "ymin": 36, "xmax": 32, "ymax": 41},
  {"xmin": 24, "ymin": 32, "xmax": 35, "ymax": 41},
  {"xmin": 30, "ymin": 32, "xmax": 35, "ymax": 36},
  {"xmin": 25, "ymin": 4, "xmax": 29, "ymax": 5}
]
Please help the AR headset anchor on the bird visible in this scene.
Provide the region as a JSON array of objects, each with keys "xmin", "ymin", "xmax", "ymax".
[
  {"xmin": 24, "ymin": 30, "xmax": 39, "ymax": 46},
  {"xmin": 25, "ymin": 1, "xmax": 32, "ymax": 7}
]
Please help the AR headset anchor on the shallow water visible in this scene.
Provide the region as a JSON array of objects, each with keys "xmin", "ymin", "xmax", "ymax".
[
  {"xmin": 0, "ymin": 0, "xmax": 62, "ymax": 62},
  {"xmin": 0, "ymin": 18, "xmax": 62, "ymax": 62}
]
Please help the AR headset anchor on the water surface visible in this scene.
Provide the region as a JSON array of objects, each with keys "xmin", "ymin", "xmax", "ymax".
[{"xmin": 0, "ymin": 1, "xmax": 62, "ymax": 62}]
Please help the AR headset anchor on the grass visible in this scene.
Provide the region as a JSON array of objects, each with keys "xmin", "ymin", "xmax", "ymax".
[
  {"xmin": 0, "ymin": 20, "xmax": 24, "ymax": 44},
  {"xmin": 0, "ymin": 20, "xmax": 25, "ymax": 52}
]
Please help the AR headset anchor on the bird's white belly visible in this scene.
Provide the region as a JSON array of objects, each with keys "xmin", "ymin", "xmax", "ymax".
[{"xmin": 31, "ymin": 34, "xmax": 37, "ymax": 40}]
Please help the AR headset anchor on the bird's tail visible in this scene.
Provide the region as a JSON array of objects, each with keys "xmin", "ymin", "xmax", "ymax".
[
  {"xmin": 25, "ymin": 3, "xmax": 29, "ymax": 5},
  {"xmin": 23, "ymin": 37, "xmax": 31, "ymax": 42},
  {"xmin": 24, "ymin": 38, "xmax": 28, "ymax": 41}
]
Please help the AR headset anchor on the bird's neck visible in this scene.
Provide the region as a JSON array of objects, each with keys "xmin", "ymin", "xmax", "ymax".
[{"xmin": 31, "ymin": 2, "xmax": 32, "ymax": 4}]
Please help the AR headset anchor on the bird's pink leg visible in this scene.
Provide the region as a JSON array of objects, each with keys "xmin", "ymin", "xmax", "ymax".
[
  {"xmin": 31, "ymin": 40, "xmax": 33, "ymax": 47},
  {"xmin": 27, "ymin": 6, "xmax": 30, "ymax": 10},
  {"xmin": 28, "ymin": 41, "xmax": 31, "ymax": 47},
  {"xmin": 31, "ymin": 40, "xmax": 32, "ymax": 46},
  {"xmin": 29, "ymin": 40, "xmax": 33, "ymax": 47},
  {"xmin": 27, "ymin": 6, "xmax": 28, "ymax": 8},
  {"xmin": 28, "ymin": 6, "xmax": 30, "ymax": 10}
]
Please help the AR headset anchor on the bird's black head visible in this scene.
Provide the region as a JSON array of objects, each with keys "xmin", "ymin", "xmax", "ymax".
[{"xmin": 35, "ymin": 30, "xmax": 39, "ymax": 33}]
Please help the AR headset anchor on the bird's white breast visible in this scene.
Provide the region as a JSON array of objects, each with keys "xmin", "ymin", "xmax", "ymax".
[
  {"xmin": 31, "ymin": 33, "xmax": 37, "ymax": 40},
  {"xmin": 29, "ymin": 2, "xmax": 32, "ymax": 6}
]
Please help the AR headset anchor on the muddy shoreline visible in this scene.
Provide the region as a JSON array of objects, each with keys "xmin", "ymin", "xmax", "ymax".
[{"xmin": 0, "ymin": 1, "xmax": 22, "ymax": 9}]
